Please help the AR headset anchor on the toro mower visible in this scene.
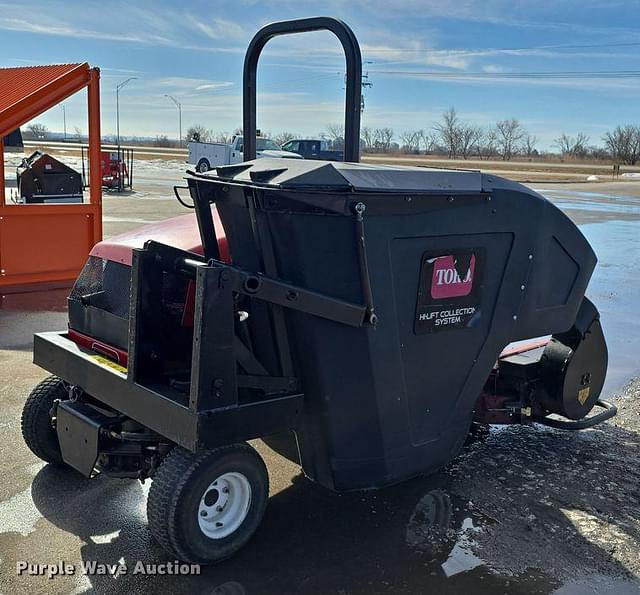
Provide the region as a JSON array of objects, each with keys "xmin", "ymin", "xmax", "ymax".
[{"xmin": 22, "ymin": 17, "xmax": 614, "ymax": 564}]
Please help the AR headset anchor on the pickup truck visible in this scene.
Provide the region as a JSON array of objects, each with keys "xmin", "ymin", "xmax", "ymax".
[
  {"xmin": 188, "ymin": 136, "xmax": 302, "ymax": 172},
  {"xmin": 281, "ymin": 139, "xmax": 344, "ymax": 161}
]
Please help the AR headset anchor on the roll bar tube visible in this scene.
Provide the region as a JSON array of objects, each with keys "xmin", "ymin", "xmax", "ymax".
[{"xmin": 243, "ymin": 17, "xmax": 362, "ymax": 162}]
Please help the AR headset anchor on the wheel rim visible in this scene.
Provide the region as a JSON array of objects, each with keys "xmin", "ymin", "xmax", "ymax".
[{"xmin": 198, "ymin": 472, "xmax": 252, "ymax": 539}]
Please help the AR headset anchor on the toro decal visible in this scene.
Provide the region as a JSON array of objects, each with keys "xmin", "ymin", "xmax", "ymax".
[
  {"xmin": 414, "ymin": 249, "xmax": 485, "ymax": 334},
  {"xmin": 430, "ymin": 254, "xmax": 476, "ymax": 299}
]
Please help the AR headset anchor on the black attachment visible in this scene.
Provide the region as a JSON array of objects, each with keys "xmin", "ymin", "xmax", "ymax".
[
  {"xmin": 243, "ymin": 17, "xmax": 362, "ymax": 162},
  {"xmin": 56, "ymin": 400, "xmax": 105, "ymax": 476},
  {"xmin": 537, "ymin": 298, "xmax": 608, "ymax": 420}
]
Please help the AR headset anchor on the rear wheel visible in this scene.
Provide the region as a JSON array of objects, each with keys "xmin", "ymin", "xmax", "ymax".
[
  {"xmin": 21, "ymin": 375, "xmax": 66, "ymax": 465},
  {"xmin": 147, "ymin": 443, "xmax": 269, "ymax": 564},
  {"xmin": 197, "ymin": 158, "xmax": 210, "ymax": 173}
]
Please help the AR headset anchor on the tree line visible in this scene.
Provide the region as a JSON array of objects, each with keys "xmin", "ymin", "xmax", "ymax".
[
  {"xmin": 22, "ymin": 112, "xmax": 640, "ymax": 165},
  {"xmin": 323, "ymin": 108, "xmax": 640, "ymax": 165}
]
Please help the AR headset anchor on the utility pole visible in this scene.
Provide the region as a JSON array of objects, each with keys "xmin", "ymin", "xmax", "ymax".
[
  {"xmin": 343, "ymin": 69, "xmax": 373, "ymax": 113},
  {"xmin": 165, "ymin": 94, "xmax": 183, "ymax": 148},
  {"xmin": 360, "ymin": 72, "xmax": 373, "ymax": 113},
  {"xmin": 62, "ymin": 104, "xmax": 67, "ymax": 140}
]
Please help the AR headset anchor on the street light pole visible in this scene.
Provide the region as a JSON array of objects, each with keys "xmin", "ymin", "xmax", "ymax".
[
  {"xmin": 116, "ymin": 77, "xmax": 137, "ymax": 151},
  {"xmin": 115, "ymin": 77, "xmax": 137, "ymax": 191},
  {"xmin": 62, "ymin": 104, "xmax": 67, "ymax": 140},
  {"xmin": 165, "ymin": 94, "xmax": 182, "ymax": 148}
]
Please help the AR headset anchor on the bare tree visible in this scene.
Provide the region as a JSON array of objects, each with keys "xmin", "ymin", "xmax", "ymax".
[
  {"xmin": 373, "ymin": 127, "xmax": 394, "ymax": 152},
  {"xmin": 418, "ymin": 129, "xmax": 436, "ymax": 154},
  {"xmin": 273, "ymin": 131, "xmax": 296, "ymax": 146},
  {"xmin": 459, "ymin": 125, "xmax": 483, "ymax": 159},
  {"xmin": 186, "ymin": 124, "xmax": 210, "ymax": 143},
  {"xmin": 603, "ymin": 125, "xmax": 640, "ymax": 165},
  {"xmin": 27, "ymin": 123, "xmax": 48, "ymax": 139},
  {"xmin": 361, "ymin": 126, "xmax": 375, "ymax": 152},
  {"xmin": 554, "ymin": 132, "xmax": 590, "ymax": 159},
  {"xmin": 399, "ymin": 130, "xmax": 421, "ymax": 154},
  {"xmin": 494, "ymin": 118, "xmax": 526, "ymax": 161},
  {"xmin": 213, "ymin": 131, "xmax": 233, "ymax": 144},
  {"xmin": 434, "ymin": 107, "xmax": 462, "ymax": 158},
  {"xmin": 73, "ymin": 126, "xmax": 83, "ymax": 142},
  {"xmin": 325, "ymin": 123, "xmax": 345, "ymax": 149},
  {"xmin": 523, "ymin": 134, "xmax": 538, "ymax": 158},
  {"xmin": 479, "ymin": 128, "xmax": 498, "ymax": 160}
]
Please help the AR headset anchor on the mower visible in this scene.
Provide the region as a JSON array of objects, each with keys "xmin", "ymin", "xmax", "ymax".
[{"xmin": 22, "ymin": 17, "xmax": 614, "ymax": 564}]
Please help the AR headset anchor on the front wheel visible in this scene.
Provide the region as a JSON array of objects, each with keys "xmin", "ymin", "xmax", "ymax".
[{"xmin": 147, "ymin": 444, "xmax": 269, "ymax": 564}]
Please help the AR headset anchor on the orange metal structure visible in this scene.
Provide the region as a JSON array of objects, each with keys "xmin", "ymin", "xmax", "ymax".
[{"xmin": 0, "ymin": 63, "xmax": 102, "ymax": 292}]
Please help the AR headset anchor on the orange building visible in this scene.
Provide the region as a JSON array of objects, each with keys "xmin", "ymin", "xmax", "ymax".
[{"xmin": 0, "ymin": 63, "xmax": 102, "ymax": 292}]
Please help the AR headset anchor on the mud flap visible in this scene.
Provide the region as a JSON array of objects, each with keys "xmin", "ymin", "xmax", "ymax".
[{"xmin": 56, "ymin": 401, "xmax": 106, "ymax": 477}]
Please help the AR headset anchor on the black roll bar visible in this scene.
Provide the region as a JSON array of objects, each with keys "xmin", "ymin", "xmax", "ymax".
[{"xmin": 243, "ymin": 17, "xmax": 362, "ymax": 162}]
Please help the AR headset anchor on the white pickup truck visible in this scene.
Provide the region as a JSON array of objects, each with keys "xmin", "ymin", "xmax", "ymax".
[{"xmin": 188, "ymin": 136, "xmax": 302, "ymax": 173}]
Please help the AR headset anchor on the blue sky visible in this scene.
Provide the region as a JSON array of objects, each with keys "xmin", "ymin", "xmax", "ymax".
[{"xmin": 1, "ymin": 0, "xmax": 639, "ymax": 149}]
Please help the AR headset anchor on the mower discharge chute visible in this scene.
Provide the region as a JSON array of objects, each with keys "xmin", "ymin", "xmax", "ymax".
[{"xmin": 22, "ymin": 17, "xmax": 614, "ymax": 564}]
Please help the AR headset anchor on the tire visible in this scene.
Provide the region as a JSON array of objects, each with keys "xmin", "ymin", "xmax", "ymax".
[
  {"xmin": 21, "ymin": 375, "xmax": 66, "ymax": 465},
  {"xmin": 197, "ymin": 159, "xmax": 210, "ymax": 173},
  {"xmin": 147, "ymin": 443, "xmax": 269, "ymax": 564}
]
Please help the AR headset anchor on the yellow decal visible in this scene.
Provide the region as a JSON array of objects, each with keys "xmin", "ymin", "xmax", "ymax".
[
  {"xmin": 90, "ymin": 354, "xmax": 127, "ymax": 375},
  {"xmin": 577, "ymin": 387, "xmax": 591, "ymax": 406}
]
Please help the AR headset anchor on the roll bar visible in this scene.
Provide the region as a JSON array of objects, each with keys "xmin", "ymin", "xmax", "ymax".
[{"xmin": 242, "ymin": 17, "xmax": 362, "ymax": 162}]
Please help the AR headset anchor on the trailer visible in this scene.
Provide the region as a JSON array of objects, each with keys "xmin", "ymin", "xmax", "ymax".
[{"xmin": 22, "ymin": 18, "xmax": 613, "ymax": 565}]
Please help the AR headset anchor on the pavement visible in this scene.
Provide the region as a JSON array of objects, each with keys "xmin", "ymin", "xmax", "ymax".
[{"xmin": 1, "ymin": 165, "xmax": 640, "ymax": 594}]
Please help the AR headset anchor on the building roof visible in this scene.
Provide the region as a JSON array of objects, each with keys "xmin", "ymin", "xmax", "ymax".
[{"xmin": 0, "ymin": 64, "xmax": 90, "ymax": 138}]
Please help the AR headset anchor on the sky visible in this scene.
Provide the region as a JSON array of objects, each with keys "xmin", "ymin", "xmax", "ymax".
[{"xmin": 1, "ymin": 0, "xmax": 640, "ymax": 149}]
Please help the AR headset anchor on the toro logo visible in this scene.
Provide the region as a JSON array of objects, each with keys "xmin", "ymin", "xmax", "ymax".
[{"xmin": 430, "ymin": 254, "xmax": 476, "ymax": 299}]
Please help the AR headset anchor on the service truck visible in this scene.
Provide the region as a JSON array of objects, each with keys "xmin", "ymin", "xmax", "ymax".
[{"xmin": 188, "ymin": 135, "xmax": 301, "ymax": 172}]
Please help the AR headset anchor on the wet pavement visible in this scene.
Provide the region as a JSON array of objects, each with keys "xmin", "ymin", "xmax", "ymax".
[{"xmin": 1, "ymin": 180, "xmax": 640, "ymax": 594}]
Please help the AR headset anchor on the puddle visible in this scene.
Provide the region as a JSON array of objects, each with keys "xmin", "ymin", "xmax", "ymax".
[{"xmin": 535, "ymin": 190, "xmax": 640, "ymax": 394}]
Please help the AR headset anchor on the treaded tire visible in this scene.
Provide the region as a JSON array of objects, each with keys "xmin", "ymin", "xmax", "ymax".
[
  {"xmin": 197, "ymin": 159, "xmax": 210, "ymax": 173},
  {"xmin": 147, "ymin": 443, "xmax": 269, "ymax": 564},
  {"xmin": 21, "ymin": 375, "xmax": 66, "ymax": 465}
]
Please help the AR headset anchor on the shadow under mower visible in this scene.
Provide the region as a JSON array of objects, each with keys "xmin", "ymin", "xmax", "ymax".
[{"xmin": 23, "ymin": 17, "xmax": 615, "ymax": 564}]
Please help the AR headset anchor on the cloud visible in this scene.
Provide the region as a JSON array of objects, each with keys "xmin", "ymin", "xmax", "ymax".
[
  {"xmin": 0, "ymin": 2, "xmax": 248, "ymax": 50},
  {"xmin": 187, "ymin": 15, "xmax": 246, "ymax": 41},
  {"xmin": 195, "ymin": 82, "xmax": 234, "ymax": 91}
]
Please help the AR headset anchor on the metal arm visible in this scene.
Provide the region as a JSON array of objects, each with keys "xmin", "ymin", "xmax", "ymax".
[{"xmin": 243, "ymin": 17, "xmax": 362, "ymax": 162}]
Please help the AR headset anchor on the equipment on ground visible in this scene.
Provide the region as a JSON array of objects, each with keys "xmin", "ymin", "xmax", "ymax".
[
  {"xmin": 16, "ymin": 151, "xmax": 83, "ymax": 203},
  {"xmin": 23, "ymin": 17, "xmax": 614, "ymax": 565},
  {"xmin": 81, "ymin": 147, "xmax": 134, "ymax": 191},
  {"xmin": 4, "ymin": 128, "xmax": 23, "ymax": 152}
]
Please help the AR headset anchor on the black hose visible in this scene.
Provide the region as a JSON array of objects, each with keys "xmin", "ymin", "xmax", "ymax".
[{"xmin": 532, "ymin": 399, "xmax": 617, "ymax": 430}]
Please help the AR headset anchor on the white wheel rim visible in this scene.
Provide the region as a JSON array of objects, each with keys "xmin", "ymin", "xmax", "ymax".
[{"xmin": 198, "ymin": 472, "xmax": 252, "ymax": 539}]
